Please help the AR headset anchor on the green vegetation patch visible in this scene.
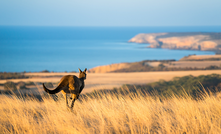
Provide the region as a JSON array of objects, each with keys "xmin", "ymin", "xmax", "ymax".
[{"xmin": 83, "ymin": 74, "xmax": 221, "ymax": 100}]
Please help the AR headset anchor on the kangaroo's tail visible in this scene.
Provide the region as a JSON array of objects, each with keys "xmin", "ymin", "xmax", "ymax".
[{"xmin": 42, "ymin": 83, "xmax": 63, "ymax": 94}]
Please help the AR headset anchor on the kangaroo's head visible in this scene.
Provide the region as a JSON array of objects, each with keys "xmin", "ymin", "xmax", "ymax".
[{"xmin": 79, "ymin": 68, "xmax": 87, "ymax": 80}]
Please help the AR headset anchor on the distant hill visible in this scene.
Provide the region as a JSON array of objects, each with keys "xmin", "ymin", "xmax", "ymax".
[
  {"xmin": 89, "ymin": 55, "xmax": 221, "ymax": 73},
  {"xmin": 128, "ymin": 32, "xmax": 221, "ymax": 54},
  {"xmin": 180, "ymin": 54, "xmax": 221, "ymax": 61}
]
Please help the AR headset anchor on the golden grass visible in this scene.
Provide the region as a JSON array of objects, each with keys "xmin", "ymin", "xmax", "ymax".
[{"xmin": 1, "ymin": 90, "xmax": 221, "ymax": 134}]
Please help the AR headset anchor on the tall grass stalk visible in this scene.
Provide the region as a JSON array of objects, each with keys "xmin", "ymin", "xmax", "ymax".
[{"xmin": 1, "ymin": 87, "xmax": 221, "ymax": 134}]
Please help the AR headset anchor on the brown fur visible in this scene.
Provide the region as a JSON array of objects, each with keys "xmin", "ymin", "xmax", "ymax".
[{"xmin": 43, "ymin": 68, "xmax": 87, "ymax": 109}]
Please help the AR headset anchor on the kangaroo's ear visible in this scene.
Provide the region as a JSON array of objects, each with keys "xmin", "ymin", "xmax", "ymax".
[
  {"xmin": 84, "ymin": 68, "xmax": 87, "ymax": 73},
  {"xmin": 78, "ymin": 68, "xmax": 82, "ymax": 73}
]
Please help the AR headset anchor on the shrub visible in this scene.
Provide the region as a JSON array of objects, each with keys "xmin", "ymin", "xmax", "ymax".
[
  {"xmin": 40, "ymin": 70, "xmax": 50, "ymax": 73},
  {"xmin": 0, "ymin": 72, "xmax": 29, "ymax": 80},
  {"xmin": 4, "ymin": 81, "xmax": 17, "ymax": 90},
  {"xmin": 17, "ymin": 81, "xmax": 27, "ymax": 89},
  {"xmin": 25, "ymin": 81, "xmax": 35, "ymax": 86}
]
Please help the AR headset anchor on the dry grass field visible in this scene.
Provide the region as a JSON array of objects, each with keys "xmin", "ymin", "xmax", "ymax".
[
  {"xmin": 1, "ymin": 88, "xmax": 221, "ymax": 134},
  {"xmin": 1, "ymin": 70, "xmax": 221, "ymax": 93}
]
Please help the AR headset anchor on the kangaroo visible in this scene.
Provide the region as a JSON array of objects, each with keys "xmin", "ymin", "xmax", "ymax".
[{"xmin": 42, "ymin": 68, "xmax": 87, "ymax": 109}]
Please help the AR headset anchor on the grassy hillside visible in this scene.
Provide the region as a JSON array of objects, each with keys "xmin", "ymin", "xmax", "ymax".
[
  {"xmin": 90, "ymin": 58, "xmax": 221, "ymax": 73},
  {"xmin": 86, "ymin": 74, "xmax": 221, "ymax": 99},
  {"xmin": 112, "ymin": 60, "xmax": 221, "ymax": 72}
]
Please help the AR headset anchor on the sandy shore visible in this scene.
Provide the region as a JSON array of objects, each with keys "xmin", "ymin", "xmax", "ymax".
[{"xmin": 1, "ymin": 70, "xmax": 221, "ymax": 93}]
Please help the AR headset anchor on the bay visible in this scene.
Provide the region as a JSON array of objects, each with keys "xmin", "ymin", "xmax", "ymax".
[{"xmin": 0, "ymin": 26, "xmax": 219, "ymax": 72}]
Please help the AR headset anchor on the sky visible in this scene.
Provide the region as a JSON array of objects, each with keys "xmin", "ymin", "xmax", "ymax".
[{"xmin": 0, "ymin": 0, "xmax": 221, "ymax": 27}]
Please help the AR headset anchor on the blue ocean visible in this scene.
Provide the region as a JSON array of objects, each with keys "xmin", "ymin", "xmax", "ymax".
[{"xmin": 0, "ymin": 26, "xmax": 220, "ymax": 72}]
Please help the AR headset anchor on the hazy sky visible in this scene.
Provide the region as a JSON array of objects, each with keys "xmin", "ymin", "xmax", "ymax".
[{"xmin": 0, "ymin": 0, "xmax": 221, "ymax": 26}]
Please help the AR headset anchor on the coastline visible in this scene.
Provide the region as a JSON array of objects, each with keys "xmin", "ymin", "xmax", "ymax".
[{"xmin": 89, "ymin": 55, "xmax": 221, "ymax": 73}]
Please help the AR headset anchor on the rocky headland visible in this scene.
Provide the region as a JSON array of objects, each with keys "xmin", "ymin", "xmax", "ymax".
[
  {"xmin": 128, "ymin": 32, "xmax": 221, "ymax": 53},
  {"xmin": 89, "ymin": 32, "xmax": 221, "ymax": 73}
]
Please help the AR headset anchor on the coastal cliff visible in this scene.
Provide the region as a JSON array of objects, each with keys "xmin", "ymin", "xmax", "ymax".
[
  {"xmin": 89, "ymin": 63, "xmax": 130, "ymax": 73},
  {"xmin": 128, "ymin": 32, "xmax": 221, "ymax": 52}
]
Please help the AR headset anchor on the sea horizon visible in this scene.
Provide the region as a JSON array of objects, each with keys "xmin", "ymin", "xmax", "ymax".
[{"xmin": 0, "ymin": 26, "xmax": 219, "ymax": 72}]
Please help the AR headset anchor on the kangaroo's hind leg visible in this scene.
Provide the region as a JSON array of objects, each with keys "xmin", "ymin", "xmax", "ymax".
[
  {"xmin": 70, "ymin": 94, "xmax": 78, "ymax": 109},
  {"xmin": 62, "ymin": 93, "xmax": 69, "ymax": 107}
]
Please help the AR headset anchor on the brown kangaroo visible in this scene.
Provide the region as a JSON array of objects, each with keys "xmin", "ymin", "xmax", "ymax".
[{"xmin": 43, "ymin": 68, "xmax": 87, "ymax": 109}]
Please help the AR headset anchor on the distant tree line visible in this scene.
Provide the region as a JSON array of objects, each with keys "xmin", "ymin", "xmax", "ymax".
[
  {"xmin": 0, "ymin": 72, "xmax": 29, "ymax": 80},
  {"xmin": 2, "ymin": 81, "xmax": 54, "ymax": 90},
  {"xmin": 3, "ymin": 81, "xmax": 35, "ymax": 90},
  {"xmin": 0, "ymin": 70, "xmax": 78, "ymax": 80}
]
